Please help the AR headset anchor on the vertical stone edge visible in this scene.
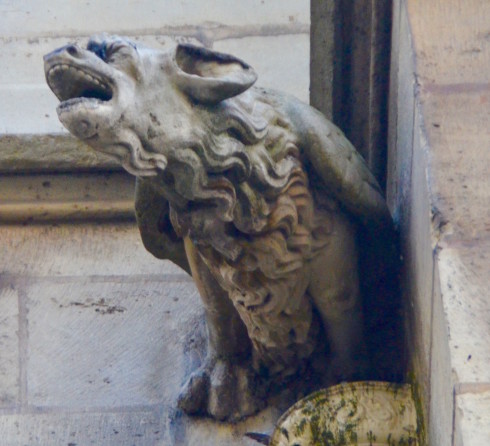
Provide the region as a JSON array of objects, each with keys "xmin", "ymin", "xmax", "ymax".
[
  {"xmin": 366, "ymin": 0, "xmax": 392, "ymax": 189},
  {"xmin": 309, "ymin": 0, "xmax": 335, "ymax": 120},
  {"xmin": 328, "ymin": 0, "xmax": 392, "ymax": 189},
  {"xmin": 429, "ymin": 260, "xmax": 454, "ymax": 446},
  {"xmin": 387, "ymin": 1, "xmax": 431, "ymax": 444}
]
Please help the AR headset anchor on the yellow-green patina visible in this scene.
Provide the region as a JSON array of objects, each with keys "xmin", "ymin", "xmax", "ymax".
[{"xmin": 269, "ymin": 381, "xmax": 418, "ymax": 446}]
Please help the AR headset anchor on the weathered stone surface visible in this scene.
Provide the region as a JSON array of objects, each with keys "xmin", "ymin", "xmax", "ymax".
[
  {"xmin": 454, "ymin": 390, "xmax": 490, "ymax": 446},
  {"xmin": 400, "ymin": 106, "xmax": 434, "ymax": 425},
  {"xmin": 0, "ymin": 223, "xmax": 185, "ymax": 277},
  {"xmin": 310, "ymin": 0, "xmax": 392, "ymax": 185},
  {"xmin": 0, "ymin": 0, "xmax": 309, "ymax": 38},
  {"xmin": 0, "ymin": 285, "xmax": 21, "ymax": 407},
  {"xmin": 0, "ymin": 87, "xmax": 64, "ymax": 135},
  {"xmin": 269, "ymin": 382, "xmax": 417, "ymax": 446},
  {"xmin": 407, "ymin": 0, "xmax": 490, "ymax": 86},
  {"xmin": 0, "ymin": 222, "xmax": 286, "ymax": 445},
  {"xmin": 0, "ymin": 410, "xmax": 167, "ymax": 446},
  {"xmin": 309, "ymin": 0, "xmax": 335, "ymax": 120},
  {"xmin": 214, "ymin": 34, "xmax": 310, "ymax": 103},
  {"xmin": 0, "ymin": 172, "xmax": 135, "ymax": 222},
  {"xmin": 0, "ymin": 407, "xmax": 285, "ymax": 446},
  {"xmin": 0, "ymin": 134, "xmax": 119, "ymax": 172},
  {"xmin": 26, "ymin": 279, "xmax": 201, "ymax": 408},
  {"xmin": 437, "ymin": 245, "xmax": 490, "ymax": 384},
  {"xmin": 418, "ymin": 91, "xmax": 490, "ymax": 246},
  {"xmin": 429, "ymin": 264, "xmax": 453, "ymax": 446},
  {"xmin": 386, "ymin": 2, "xmax": 416, "ymax": 221},
  {"xmin": 0, "ymin": 36, "xmax": 188, "ymax": 86}
]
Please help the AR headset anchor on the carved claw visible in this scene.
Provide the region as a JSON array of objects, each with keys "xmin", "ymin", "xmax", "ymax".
[
  {"xmin": 177, "ymin": 357, "xmax": 266, "ymax": 422},
  {"xmin": 177, "ymin": 369, "xmax": 209, "ymax": 415}
]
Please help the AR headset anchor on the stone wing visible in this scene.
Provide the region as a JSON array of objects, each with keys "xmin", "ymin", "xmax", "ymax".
[
  {"xmin": 286, "ymin": 100, "xmax": 391, "ymax": 227},
  {"xmin": 135, "ymin": 178, "xmax": 190, "ymax": 274}
]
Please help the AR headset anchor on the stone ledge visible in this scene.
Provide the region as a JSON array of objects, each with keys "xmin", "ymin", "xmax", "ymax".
[
  {"xmin": 0, "ymin": 1, "xmax": 309, "ymax": 38},
  {"xmin": 0, "ymin": 172, "xmax": 134, "ymax": 222}
]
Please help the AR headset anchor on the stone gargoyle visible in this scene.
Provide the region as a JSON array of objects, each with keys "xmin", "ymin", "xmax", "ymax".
[{"xmin": 44, "ymin": 35, "xmax": 394, "ymax": 421}]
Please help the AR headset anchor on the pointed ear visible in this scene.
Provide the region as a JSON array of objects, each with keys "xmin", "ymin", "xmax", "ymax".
[{"xmin": 173, "ymin": 44, "xmax": 257, "ymax": 103}]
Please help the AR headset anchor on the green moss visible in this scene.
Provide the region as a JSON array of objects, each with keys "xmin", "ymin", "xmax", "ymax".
[
  {"xmin": 407, "ymin": 370, "xmax": 427, "ymax": 445},
  {"xmin": 275, "ymin": 383, "xmax": 420, "ymax": 445}
]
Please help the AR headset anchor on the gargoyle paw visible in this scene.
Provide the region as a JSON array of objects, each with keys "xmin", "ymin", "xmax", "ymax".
[{"xmin": 177, "ymin": 357, "xmax": 266, "ymax": 421}]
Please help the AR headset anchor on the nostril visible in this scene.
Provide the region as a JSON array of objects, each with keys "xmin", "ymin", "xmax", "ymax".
[{"xmin": 66, "ymin": 45, "xmax": 78, "ymax": 57}]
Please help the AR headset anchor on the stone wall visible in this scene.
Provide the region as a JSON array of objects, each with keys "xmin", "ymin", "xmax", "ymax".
[
  {"xmin": 388, "ymin": 1, "xmax": 490, "ymax": 445},
  {"xmin": 310, "ymin": 0, "xmax": 392, "ymax": 187}
]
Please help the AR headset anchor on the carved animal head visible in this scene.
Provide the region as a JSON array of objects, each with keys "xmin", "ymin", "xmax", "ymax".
[{"xmin": 44, "ymin": 35, "xmax": 258, "ymax": 177}]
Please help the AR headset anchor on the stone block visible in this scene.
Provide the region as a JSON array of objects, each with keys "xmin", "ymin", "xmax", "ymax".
[
  {"xmin": 25, "ymin": 278, "xmax": 200, "ymax": 408},
  {"xmin": 0, "ymin": 410, "xmax": 166, "ymax": 446},
  {"xmin": 0, "ymin": 223, "xmax": 185, "ymax": 277},
  {"xmin": 417, "ymin": 91, "xmax": 490, "ymax": 245},
  {"xmin": 0, "ymin": 86, "xmax": 63, "ymax": 135},
  {"xmin": 437, "ymin": 244, "xmax": 490, "ymax": 384},
  {"xmin": 214, "ymin": 34, "xmax": 310, "ymax": 103},
  {"xmin": 0, "ymin": 285, "xmax": 21, "ymax": 407},
  {"xmin": 0, "ymin": 406, "xmax": 283, "ymax": 446},
  {"xmin": 407, "ymin": 0, "xmax": 490, "ymax": 85},
  {"xmin": 454, "ymin": 390, "xmax": 490, "ymax": 446},
  {"xmin": 0, "ymin": 1, "xmax": 309, "ymax": 38}
]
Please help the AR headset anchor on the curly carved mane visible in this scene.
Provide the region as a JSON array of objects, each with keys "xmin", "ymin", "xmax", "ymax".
[{"xmin": 162, "ymin": 92, "xmax": 335, "ymax": 375}]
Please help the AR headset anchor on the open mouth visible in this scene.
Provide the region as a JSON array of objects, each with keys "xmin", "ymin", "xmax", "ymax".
[{"xmin": 46, "ymin": 63, "xmax": 113, "ymax": 109}]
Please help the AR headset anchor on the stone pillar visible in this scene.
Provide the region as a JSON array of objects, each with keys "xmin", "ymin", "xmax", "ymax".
[{"xmin": 310, "ymin": 0, "xmax": 392, "ymax": 189}]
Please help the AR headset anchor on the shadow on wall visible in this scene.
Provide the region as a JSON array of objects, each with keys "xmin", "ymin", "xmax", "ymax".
[{"xmin": 358, "ymin": 221, "xmax": 405, "ymax": 383}]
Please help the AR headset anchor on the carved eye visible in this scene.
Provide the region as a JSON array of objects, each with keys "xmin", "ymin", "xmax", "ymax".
[
  {"xmin": 87, "ymin": 40, "xmax": 107, "ymax": 60},
  {"xmin": 87, "ymin": 39, "xmax": 136, "ymax": 64},
  {"xmin": 105, "ymin": 41, "xmax": 135, "ymax": 63},
  {"xmin": 87, "ymin": 37, "xmax": 141, "ymax": 79}
]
